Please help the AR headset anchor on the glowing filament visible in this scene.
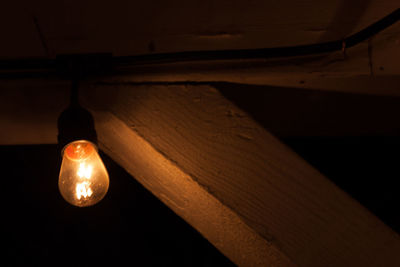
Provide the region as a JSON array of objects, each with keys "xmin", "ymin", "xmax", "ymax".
[
  {"xmin": 76, "ymin": 181, "xmax": 93, "ymax": 200},
  {"xmin": 77, "ymin": 163, "xmax": 93, "ymax": 179}
]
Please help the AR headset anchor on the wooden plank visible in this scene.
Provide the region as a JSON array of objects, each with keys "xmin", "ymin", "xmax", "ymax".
[
  {"xmin": 93, "ymin": 111, "xmax": 294, "ymax": 267},
  {"xmin": 82, "ymin": 85, "xmax": 400, "ymax": 267},
  {"xmin": 95, "ymin": 22, "xmax": 400, "ymax": 96}
]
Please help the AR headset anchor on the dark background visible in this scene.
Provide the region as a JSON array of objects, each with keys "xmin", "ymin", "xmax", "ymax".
[
  {"xmin": 2, "ymin": 138, "xmax": 399, "ymax": 267},
  {"xmin": 1, "ymin": 146, "xmax": 236, "ymax": 267}
]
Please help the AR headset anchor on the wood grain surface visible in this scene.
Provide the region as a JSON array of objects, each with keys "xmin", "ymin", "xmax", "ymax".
[{"xmin": 82, "ymin": 85, "xmax": 400, "ymax": 266}]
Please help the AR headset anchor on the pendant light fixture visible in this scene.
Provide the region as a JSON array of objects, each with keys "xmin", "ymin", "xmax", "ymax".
[{"xmin": 57, "ymin": 80, "xmax": 109, "ymax": 207}]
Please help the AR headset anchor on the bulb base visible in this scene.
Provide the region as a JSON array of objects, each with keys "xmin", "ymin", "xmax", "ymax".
[{"xmin": 57, "ymin": 105, "xmax": 98, "ymax": 153}]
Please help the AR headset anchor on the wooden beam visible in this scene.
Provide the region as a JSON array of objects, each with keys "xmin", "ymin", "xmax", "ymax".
[
  {"xmin": 81, "ymin": 85, "xmax": 400, "ymax": 267},
  {"xmin": 92, "ymin": 111, "xmax": 294, "ymax": 266},
  {"xmin": 0, "ymin": 83, "xmax": 399, "ymax": 265},
  {"xmin": 94, "ymin": 21, "xmax": 400, "ymax": 97},
  {"xmin": 99, "ymin": 52, "xmax": 400, "ymax": 97},
  {"xmin": 1, "ymin": 80, "xmax": 400, "ymax": 146}
]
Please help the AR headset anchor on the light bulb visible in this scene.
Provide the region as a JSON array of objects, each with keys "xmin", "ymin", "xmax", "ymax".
[{"xmin": 58, "ymin": 140, "xmax": 109, "ymax": 207}]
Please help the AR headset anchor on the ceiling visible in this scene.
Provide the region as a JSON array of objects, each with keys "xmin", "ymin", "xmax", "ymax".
[{"xmin": 1, "ymin": 0, "xmax": 398, "ymax": 59}]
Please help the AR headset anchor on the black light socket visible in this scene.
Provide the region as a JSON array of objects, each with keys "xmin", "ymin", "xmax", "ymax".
[{"xmin": 57, "ymin": 104, "xmax": 98, "ymax": 153}]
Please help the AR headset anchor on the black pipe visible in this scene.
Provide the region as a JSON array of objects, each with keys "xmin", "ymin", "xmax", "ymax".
[
  {"xmin": 113, "ymin": 8, "xmax": 400, "ymax": 66},
  {"xmin": 0, "ymin": 8, "xmax": 398, "ymax": 74}
]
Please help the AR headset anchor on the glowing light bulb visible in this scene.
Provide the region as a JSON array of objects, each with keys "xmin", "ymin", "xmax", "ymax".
[{"xmin": 58, "ymin": 140, "xmax": 109, "ymax": 207}]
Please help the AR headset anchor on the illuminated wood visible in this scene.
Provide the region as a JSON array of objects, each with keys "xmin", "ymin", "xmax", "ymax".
[
  {"xmin": 0, "ymin": 84, "xmax": 399, "ymax": 265},
  {"xmin": 92, "ymin": 111, "xmax": 294, "ymax": 266},
  {"xmin": 81, "ymin": 85, "xmax": 400, "ymax": 267}
]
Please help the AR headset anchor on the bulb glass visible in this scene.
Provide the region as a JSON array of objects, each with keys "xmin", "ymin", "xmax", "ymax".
[{"xmin": 59, "ymin": 140, "xmax": 109, "ymax": 207}]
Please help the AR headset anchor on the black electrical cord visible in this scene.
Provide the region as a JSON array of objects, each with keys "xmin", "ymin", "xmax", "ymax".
[
  {"xmin": 58, "ymin": 79, "xmax": 97, "ymax": 150},
  {"xmin": 114, "ymin": 8, "xmax": 400, "ymax": 66},
  {"xmin": 0, "ymin": 8, "xmax": 399, "ymax": 75}
]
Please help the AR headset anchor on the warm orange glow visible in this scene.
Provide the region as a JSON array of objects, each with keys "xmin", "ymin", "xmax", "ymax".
[
  {"xmin": 59, "ymin": 140, "xmax": 109, "ymax": 207},
  {"xmin": 65, "ymin": 141, "xmax": 95, "ymax": 161}
]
